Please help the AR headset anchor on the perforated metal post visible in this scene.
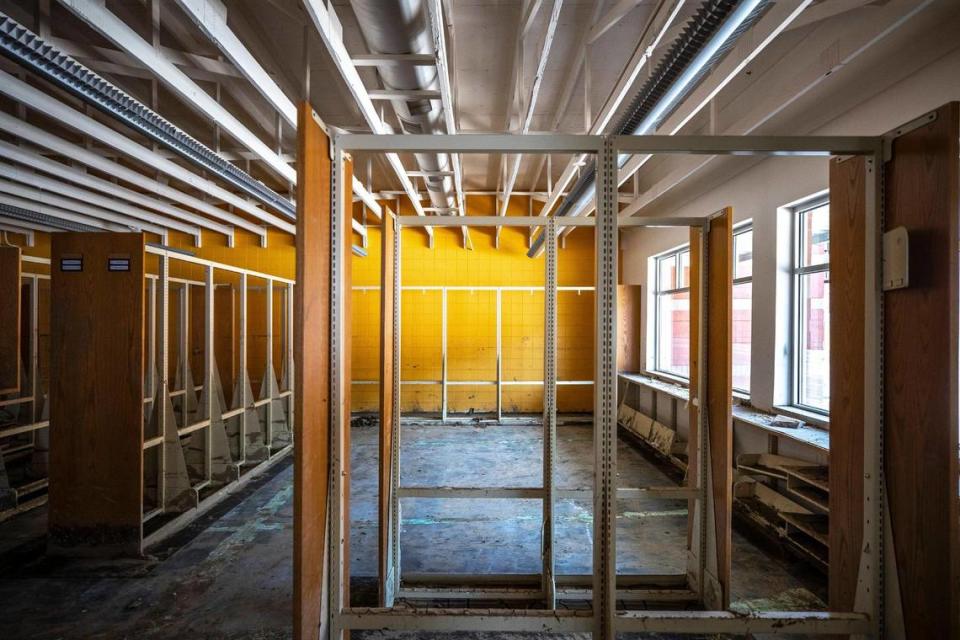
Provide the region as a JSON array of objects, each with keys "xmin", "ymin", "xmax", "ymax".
[
  {"xmin": 158, "ymin": 254, "xmax": 169, "ymax": 508},
  {"xmin": 265, "ymin": 278, "xmax": 274, "ymax": 451},
  {"xmin": 390, "ymin": 212, "xmax": 403, "ymax": 600},
  {"xmin": 204, "ymin": 266, "xmax": 214, "ymax": 481},
  {"xmin": 496, "ymin": 288, "xmax": 502, "ymax": 423},
  {"xmin": 542, "ymin": 217, "xmax": 558, "ymax": 608},
  {"xmin": 441, "ymin": 288, "xmax": 448, "ymax": 421},
  {"xmin": 592, "ymin": 137, "xmax": 618, "ymax": 639},
  {"xmin": 239, "ymin": 272, "xmax": 248, "ymax": 463}
]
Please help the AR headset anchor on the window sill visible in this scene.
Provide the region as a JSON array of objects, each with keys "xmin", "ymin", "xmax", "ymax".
[
  {"xmin": 773, "ymin": 405, "xmax": 830, "ymax": 429},
  {"xmin": 646, "ymin": 370, "xmax": 690, "ymax": 387}
]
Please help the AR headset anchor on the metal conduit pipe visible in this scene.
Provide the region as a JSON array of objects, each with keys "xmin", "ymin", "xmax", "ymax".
[
  {"xmin": 350, "ymin": 0, "xmax": 457, "ymax": 213},
  {"xmin": 0, "ymin": 12, "xmax": 295, "ymax": 219},
  {"xmin": 526, "ymin": 0, "xmax": 769, "ymax": 257}
]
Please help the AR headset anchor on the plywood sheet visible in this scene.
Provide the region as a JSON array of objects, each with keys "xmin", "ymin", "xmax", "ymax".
[
  {"xmin": 883, "ymin": 102, "xmax": 959, "ymax": 638},
  {"xmin": 294, "ymin": 104, "xmax": 332, "ymax": 640},
  {"xmin": 49, "ymin": 232, "xmax": 145, "ymax": 556},
  {"xmin": 0, "ymin": 245, "xmax": 21, "ymax": 394},
  {"xmin": 378, "ymin": 212, "xmax": 396, "ymax": 605},
  {"xmin": 616, "ymin": 284, "xmax": 642, "ymax": 372},
  {"xmin": 827, "ymin": 155, "xmax": 865, "ymax": 612}
]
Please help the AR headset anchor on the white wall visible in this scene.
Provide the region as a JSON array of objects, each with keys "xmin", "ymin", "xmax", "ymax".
[{"xmin": 621, "ymin": 22, "xmax": 960, "ymax": 416}]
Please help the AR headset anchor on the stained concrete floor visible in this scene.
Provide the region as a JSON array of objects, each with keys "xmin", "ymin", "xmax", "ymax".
[{"xmin": 0, "ymin": 421, "xmax": 824, "ymax": 639}]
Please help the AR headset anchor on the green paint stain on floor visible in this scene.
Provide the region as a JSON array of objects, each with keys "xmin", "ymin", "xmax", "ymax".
[{"xmin": 730, "ymin": 587, "xmax": 826, "ymax": 613}]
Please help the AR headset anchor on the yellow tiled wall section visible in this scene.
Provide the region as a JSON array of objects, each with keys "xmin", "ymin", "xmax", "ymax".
[{"xmin": 349, "ymin": 195, "xmax": 596, "ymax": 413}]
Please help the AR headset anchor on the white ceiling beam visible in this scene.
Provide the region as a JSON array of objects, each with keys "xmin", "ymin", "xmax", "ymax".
[
  {"xmin": 0, "ymin": 162, "xmax": 203, "ymax": 245},
  {"xmin": 56, "ymin": 0, "xmax": 296, "ymax": 185},
  {"xmin": 301, "ymin": 0, "xmax": 432, "ymax": 239},
  {"xmin": 588, "ymin": 0, "xmax": 646, "ymax": 43},
  {"xmin": 521, "ymin": 0, "xmax": 545, "ymax": 36},
  {"xmin": 0, "ymin": 178, "xmax": 171, "ymax": 240},
  {"xmin": 351, "ymin": 176, "xmax": 383, "ymax": 221},
  {"xmin": 536, "ymin": 0, "xmax": 685, "ymax": 219},
  {"xmin": 0, "ymin": 193, "xmax": 140, "ymax": 234},
  {"xmin": 0, "ymin": 140, "xmax": 233, "ymax": 243},
  {"xmin": 0, "ymin": 111, "xmax": 263, "ymax": 245},
  {"xmin": 174, "ymin": 0, "xmax": 297, "ymax": 128},
  {"xmin": 0, "ymin": 70, "xmax": 291, "ymax": 236},
  {"xmin": 498, "ymin": 0, "xmax": 564, "ymax": 224},
  {"xmin": 425, "ymin": 0, "xmax": 469, "ymax": 247},
  {"xmin": 0, "ymin": 220, "xmax": 40, "ymax": 244}
]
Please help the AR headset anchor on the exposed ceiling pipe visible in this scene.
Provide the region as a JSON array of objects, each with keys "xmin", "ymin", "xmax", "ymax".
[
  {"xmin": 527, "ymin": 0, "xmax": 769, "ymax": 257},
  {"xmin": 350, "ymin": 0, "xmax": 458, "ymax": 215}
]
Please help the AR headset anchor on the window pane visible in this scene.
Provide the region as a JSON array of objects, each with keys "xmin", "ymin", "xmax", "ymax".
[
  {"xmin": 734, "ymin": 229, "xmax": 753, "ymax": 279},
  {"xmin": 801, "ymin": 204, "xmax": 829, "ymax": 268},
  {"xmin": 733, "ymin": 281, "xmax": 751, "ymax": 392},
  {"xmin": 798, "ymin": 271, "xmax": 830, "ymax": 411},
  {"xmin": 678, "ymin": 250, "xmax": 691, "ymax": 288},
  {"xmin": 657, "ymin": 291, "xmax": 690, "ymax": 378},
  {"xmin": 658, "ymin": 255, "xmax": 677, "ymax": 291}
]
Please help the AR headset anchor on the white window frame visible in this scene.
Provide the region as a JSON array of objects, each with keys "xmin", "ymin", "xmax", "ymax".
[
  {"xmin": 792, "ymin": 196, "xmax": 830, "ymax": 415},
  {"xmin": 732, "ymin": 221, "xmax": 753, "ymax": 395},
  {"xmin": 652, "ymin": 245, "xmax": 691, "ymax": 382}
]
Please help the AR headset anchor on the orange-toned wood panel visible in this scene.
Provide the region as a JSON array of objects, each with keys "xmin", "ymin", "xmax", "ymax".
[
  {"xmin": 378, "ymin": 212, "xmax": 396, "ymax": 605},
  {"xmin": 707, "ymin": 210, "xmax": 732, "ymax": 608},
  {"xmin": 49, "ymin": 232, "xmax": 145, "ymax": 556},
  {"xmin": 214, "ymin": 286, "xmax": 236, "ymax": 405},
  {"xmin": 884, "ymin": 102, "xmax": 959, "ymax": 638},
  {"xmin": 687, "ymin": 228, "xmax": 700, "ymax": 547},
  {"xmin": 294, "ymin": 104, "xmax": 332, "ymax": 640},
  {"xmin": 340, "ymin": 155, "xmax": 354, "ymax": 610},
  {"xmin": 616, "ymin": 284, "xmax": 641, "ymax": 372},
  {"xmin": 0, "ymin": 245, "xmax": 21, "ymax": 394},
  {"xmin": 828, "ymin": 156, "xmax": 866, "ymax": 612}
]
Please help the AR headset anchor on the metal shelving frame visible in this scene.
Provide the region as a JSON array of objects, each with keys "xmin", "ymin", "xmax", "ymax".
[{"xmin": 327, "ymin": 133, "xmax": 882, "ymax": 638}]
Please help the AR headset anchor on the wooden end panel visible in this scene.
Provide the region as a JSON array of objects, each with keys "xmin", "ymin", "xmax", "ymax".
[
  {"xmin": 378, "ymin": 212, "xmax": 396, "ymax": 604},
  {"xmin": 884, "ymin": 101, "xmax": 960, "ymax": 638},
  {"xmin": 687, "ymin": 228, "xmax": 701, "ymax": 548},
  {"xmin": 706, "ymin": 210, "xmax": 733, "ymax": 608},
  {"xmin": 828, "ymin": 156, "xmax": 866, "ymax": 612},
  {"xmin": 294, "ymin": 103, "xmax": 332, "ymax": 640},
  {"xmin": 0, "ymin": 245, "xmax": 21, "ymax": 394},
  {"xmin": 616, "ymin": 284, "xmax": 642, "ymax": 373},
  {"xmin": 49, "ymin": 232, "xmax": 145, "ymax": 556}
]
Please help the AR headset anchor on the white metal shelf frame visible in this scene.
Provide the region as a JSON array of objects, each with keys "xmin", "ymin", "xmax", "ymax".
[{"xmin": 328, "ymin": 132, "xmax": 882, "ymax": 638}]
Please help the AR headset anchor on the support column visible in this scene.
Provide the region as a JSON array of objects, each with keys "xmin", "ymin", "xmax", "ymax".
[
  {"xmin": 379, "ymin": 210, "xmax": 398, "ymax": 606},
  {"xmin": 542, "ymin": 217, "xmax": 558, "ymax": 608},
  {"xmin": 592, "ymin": 138, "xmax": 618, "ymax": 639}
]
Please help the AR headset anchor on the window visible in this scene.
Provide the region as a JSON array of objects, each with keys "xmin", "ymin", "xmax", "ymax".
[
  {"xmin": 732, "ymin": 224, "xmax": 752, "ymax": 392},
  {"xmin": 793, "ymin": 199, "xmax": 830, "ymax": 413},
  {"xmin": 654, "ymin": 247, "xmax": 691, "ymax": 379}
]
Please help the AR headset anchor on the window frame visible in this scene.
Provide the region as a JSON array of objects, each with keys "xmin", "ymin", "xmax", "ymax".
[
  {"xmin": 652, "ymin": 245, "xmax": 691, "ymax": 382},
  {"xmin": 731, "ymin": 221, "xmax": 753, "ymax": 395},
  {"xmin": 791, "ymin": 196, "xmax": 831, "ymax": 415}
]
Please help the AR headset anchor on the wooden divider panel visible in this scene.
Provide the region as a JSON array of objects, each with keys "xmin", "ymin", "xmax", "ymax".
[
  {"xmin": 294, "ymin": 104, "xmax": 332, "ymax": 640},
  {"xmin": 0, "ymin": 245, "xmax": 21, "ymax": 394},
  {"xmin": 687, "ymin": 229, "xmax": 701, "ymax": 550},
  {"xmin": 214, "ymin": 286, "xmax": 236, "ymax": 405},
  {"xmin": 884, "ymin": 101, "xmax": 959, "ymax": 638},
  {"xmin": 828, "ymin": 156, "xmax": 866, "ymax": 612},
  {"xmin": 707, "ymin": 210, "xmax": 733, "ymax": 609},
  {"xmin": 49, "ymin": 232, "xmax": 145, "ymax": 556},
  {"xmin": 616, "ymin": 285, "xmax": 642, "ymax": 373},
  {"xmin": 379, "ymin": 211, "xmax": 396, "ymax": 605},
  {"xmin": 341, "ymin": 156, "xmax": 354, "ymax": 610}
]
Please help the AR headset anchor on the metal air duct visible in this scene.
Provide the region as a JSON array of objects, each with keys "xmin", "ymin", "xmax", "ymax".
[{"xmin": 350, "ymin": 0, "xmax": 457, "ymax": 213}]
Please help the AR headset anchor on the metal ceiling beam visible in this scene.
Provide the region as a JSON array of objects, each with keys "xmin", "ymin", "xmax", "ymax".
[
  {"xmin": 0, "ymin": 70, "xmax": 292, "ymax": 237},
  {"xmin": 588, "ymin": 0, "xmax": 648, "ymax": 43},
  {"xmin": 0, "ymin": 192, "xmax": 137, "ymax": 234},
  {"xmin": 497, "ymin": 0, "xmax": 564, "ymax": 237},
  {"xmin": 174, "ymin": 0, "xmax": 297, "ymax": 128},
  {"xmin": 0, "ymin": 219, "xmax": 41, "ymax": 244},
  {"xmin": 0, "ymin": 140, "xmax": 233, "ymax": 243},
  {"xmin": 0, "ymin": 111, "xmax": 263, "ymax": 245},
  {"xmin": 0, "ymin": 162, "xmax": 203, "ymax": 245},
  {"xmin": 0, "ymin": 178, "xmax": 174, "ymax": 240},
  {"xmin": 56, "ymin": 0, "xmax": 296, "ymax": 185},
  {"xmin": 1, "ymin": 208, "xmax": 97, "ymax": 234},
  {"xmin": 302, "ymin": 0, "xmax": 432, "ymax": 239}
]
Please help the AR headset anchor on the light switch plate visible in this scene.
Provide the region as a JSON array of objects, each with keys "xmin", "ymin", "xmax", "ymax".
[{"xmin": 882, "ymin": 226, "xmax": 909, "ymax": 291}]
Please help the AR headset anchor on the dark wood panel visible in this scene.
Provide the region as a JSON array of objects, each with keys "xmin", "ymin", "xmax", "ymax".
[
  {"xmin": 294, "ymin": 103, "xmax": 332, "ymax": 640},
  {"xmin": 828, "ymin": 156, "xmax": 866, "ymax": 612},
  {"xmin": 616, "ymin": 284, "xmax": 642, "ymax": 372},
  {"xmin": 214, "ymin": 286, "xmax": 235, "ymax": 406},
  {"xmin": 49, "ymin": 232, "xmax": 145, "ymax": 556},
  {"xmin": 379, "ymin": 211, "xmax": 396, "ymax": 605},
  {"xmin": 884, "ymin": 101, "xmax": 959, "ymax": 638},
  {"xmin": 0, "ymin": 245, "xmax": 21, "ymax": 394},
  {"xmin": 707, "ymin": 210, "xmax": 732, "ymax": 609}
]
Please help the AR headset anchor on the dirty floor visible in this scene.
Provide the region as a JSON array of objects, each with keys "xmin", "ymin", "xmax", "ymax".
[{"xmin": 0, "ymin": 421, "xmax": 824, "ymax": 639}]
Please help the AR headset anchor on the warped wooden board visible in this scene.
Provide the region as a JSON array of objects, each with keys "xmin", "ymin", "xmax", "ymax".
[
  {"xmin": 379, "ymin": 210, "xmax": 396, "ymax": 605},
  {"xmin": 294, "ymin": 103, "xmax": 332, "ymax": 640},
  {"xmin": 49, "ymin": 232, "xmax": 145, "ymax": 556},
  {"xmin": 883, "ymin": 102, "xmax": 959, "ymax": 638},
  {"xmin": 828, "ymin": 155, "xmax": 866, "ymax": 612},
  {"xmin": 0, "ymin": 245, "xmax": 21, "ymax": 394}
]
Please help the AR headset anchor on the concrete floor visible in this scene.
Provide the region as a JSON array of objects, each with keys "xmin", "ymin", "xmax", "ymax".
[{"xmin": 0, "ymin": 421, "xmax": 825, "ymax": 639}]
